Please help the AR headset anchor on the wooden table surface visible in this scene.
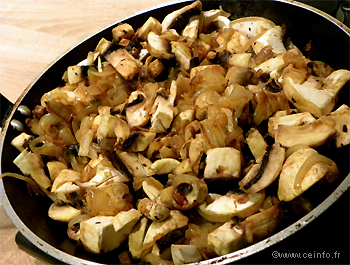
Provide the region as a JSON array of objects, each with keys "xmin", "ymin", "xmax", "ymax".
[{"xmin": 0, "ymin": 1, "xmax": 170, "ymax": 264}]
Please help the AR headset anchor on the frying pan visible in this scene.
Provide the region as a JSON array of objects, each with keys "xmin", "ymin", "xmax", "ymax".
[{"xmin": 1, "ymin": 0, "xmax": 349, "ymax": 264}]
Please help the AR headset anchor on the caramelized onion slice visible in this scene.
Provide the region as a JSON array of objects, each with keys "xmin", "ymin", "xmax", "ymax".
[
  {"xmin": 285, "ymin": 144, "xmax": 310, "ymax": 158},
  {"xmin": 0, "ymin": 172, "xmax": 44, "ymax": 195},
  {"xmin": 294, "ymin": 153, "xmax": 334, "ymax": 189}
]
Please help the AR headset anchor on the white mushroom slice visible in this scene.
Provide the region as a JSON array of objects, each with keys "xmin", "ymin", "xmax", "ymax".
[
  {"xmin": 13, "ymin": 149, "xmax": 51, "ymax": 190},
  {"xmin": 254, "ymin": 49, "xmax": 302, "ymax": 74},
  {"xmin": 238, "ymin": 203, "xmax": 284, "ymax": 244},
  {"xmin": 239, "ymin": 143, "xmax": 285, "ymax": 193},
  {"xmin": 129, "ymin": 217, "xmax": 149, "ymax": 259},
  {"xmin": 51, "ymin": 169, "xmax": 81, "ymax": 192},
  {"xmin": 142, "ymin": 177, "xmax": 164, "ymax": 201},
  {"xmin": 171, "ymin": 245, "xmax": 202, "ymax": 265},
  {"xmin": 112, "ymin": 23, "xmax": 134, "ymax": 41},
  {"xmin": 67, "ymin": 65, "xmax": 83, "ymax": 84},
  {"xmin": 95, "ymin": 38, "xmax": 112, "ymax": 55},
  {"xmin": 227, "ymin": 52, "xmax": 252, "ymax": 68},
  {"xmin": 143, "ymin": 210, "xmax": 189, "ymax": 250},
  {"xmin": 202, "ymin": 8, "xmax": 230, "ymax": 30},
  {"xmin": 150, "ymin": 80, "xmax": 177, "ymax": 133},
  {"xmin": 252, "ymin": 26, "xmax": 286, "ymax": 55},
  {"xmin": 125, "ymin": 91, "xmax": 150, "ymax": 128},
  {"xmin": 229, "ymin": 16, "xmax": 276, "ymax": 38},
  {"xmin": 323, "ymin": 104, "xmax": 350, "ymax": 147},
  {"xmin": 171, "ymin": 41, "xmax": 192, "ymax": 70},
  {"xmin": 11, "ymin": 132, "xmax": 33, "ymax": 152},
  {"xmin": 112, "ymin": 209, "xmax": 142, "ymax": 245},
  {"xmin": 80, "ymin": 216, "xmax": 119, "ymax": 254},
  {"xmin": 198, "ymin": 190, "xmax": 265, "ymax": 222},
  {"xmin": 104, "ymin": 49, "xmax": 140, "ymax": 80},
  {"xmin": 281, "ymin": 65, "xmax": 350, "ymax": 118},
  {"xmin": 117, "ymin": 151, "xmax": 147, "ymax": 179},
  {"xmin": 147, "ymin": 31, "xmax": 173, "ymax": 60},
  {"xmin": 226, "ymin": 30, "xmax": 250, "ymax": 53},
  {"xmin": 151, "ymin": 158, "xmax": 180, "ymax": 175},
  {"xmin": 268, "ymin": 112, "xmax": 316, "ymax": 138},
  {"xmin": 138, "ymin": 197, "xmax": 170, "ymax": 222},
  {"xmin": 161, "ymin": 0, "xmax": 202, "ymax": 33},
  {"xmin": 275, "ymin": 117, "xmax": 336, "ymax": 148},
  {"xmin": 212, "ymin": 15, "xmax": 231, "ymax": 29},
  {"xmin": 129, "ymin": 131, "xmax": 157, "ymax": 152},
  {"xmin": 278, "ymin": 147, "xmax": 338, "ymax": 201},
  {"xmin": 207, "ymin": 220, "xmax": 246, "ymax": 256},
  {"xmin": 54, "ymin": 182, "xmax": 81, "ymax": 203},
  {"xmin": 182, "ymin": 16, "xmax": 200, "ymax": 39},
  {"xmin": 246, "ymin": 128, "xmax": 268, "ymax": 160},
  {"xmin": 47, "ymin": 161, "xmax": 68, "ymax": 182},
  {"xmin": 48, "ymin": 203, "xmax": 81, "ymax": 223},
  {"xmin": 138, "ymin": 17, "xmax": 162, "ymax": 40},
  {"xmin": 204, "ymin": 147, "xmax": 241, "ymax": 179}
]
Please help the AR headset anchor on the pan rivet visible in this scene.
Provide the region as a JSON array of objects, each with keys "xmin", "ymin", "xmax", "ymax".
[
  {"xmin": 17, "ymin": 105, "xmax": 31, "ymax": 116},
  {"xmin": 10, "ymin": 119, "xmax": 24, "ymax": 131}
]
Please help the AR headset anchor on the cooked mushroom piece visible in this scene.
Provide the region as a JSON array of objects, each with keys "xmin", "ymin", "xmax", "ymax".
[
  {"xmin": 48, "ymin": 203, "xmax": 81, "ymax": 222},
  {"xmin": 147, "ymin": 31, "xmax": 173, "ymax": 60},
  {"xmin": 160, "ymin": 174, "xmax": 208, "ymax": 210},
  {"xmin": 138, "ymin": 17, "xmax": 162, "ymax": 40},
  {"xmin": 207, "ymin": 220, "xmax": 246, "ymax": 256},
  {"xmin": 161, "ymin": 0, "xmax": 202, "ymax": 33},
  {"xmin": 239, "ymin": 143, "xmax": 285, "ymax": 193},
  {"xmin": 142, "ymin": 210, "xmax": 189, "ymax": 250},
  {"xmin": 275, "ymin": 117, "xmax": 336, "ymax": 148},
  {"xmin": 138, "ymin": 197, "xmax": 170, "ymax": 222},
  {"xmin": 278, "ymin": 146, "xmax": 338, "ymax": 201},
  {"xmin": 171, "ymin": 244, "xmax": 203, "ymax": 265},
  {"xmin": 197, "ymin": 190, "xmax": 265, "ymax": 222},
  {"xmin": 229, "ymin": 16, "xmax": 276, "ymax": 39},
  {"xmin": 281, "ymin": 65, "xmax": 350, "ymax": 118},
  {"xmin": 80, "ymin": 209, "xmax": 141, "ymax": 254},
  {"xmin": 238, "ymin": 203, "xmax": 284, "ymax": 244},
  {"xmin": 11, "ymin": 132, "xmax": 34, "ymax": 152},
  {"xmin": 268, "ymin": 111, "xmax": 316, "ymax": 138},
  {"xmin": 246, "ymin": 128, "xmax": 268, "ymax": 160},
  {"xmin": 252, "ymin": 26, "xmax": 286, "ymax": 55},
  {"xmin": 204, "ymin": 147, "xmax": 241, "ymax": 180}
]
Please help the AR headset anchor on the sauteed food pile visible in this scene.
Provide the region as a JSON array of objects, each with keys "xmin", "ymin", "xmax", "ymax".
[{"xmin": 3, "ymin": 1, "xmax": 350, "ymax": 264}]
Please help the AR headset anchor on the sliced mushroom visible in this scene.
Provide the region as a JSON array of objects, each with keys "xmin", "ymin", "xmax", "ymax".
[
  {"xmin": 204, "ymin": 147, "xmax": 241, "ymax": 179},
  {"xmin": 112, "ymin": 23, "xmax": 135, "ymax": 41},
  {"xmin": 182, "ymin": 15, "xmax": 200, "ymax": 39},
  {"xmin": 278, "ymin": 147, "xmax": 338, "ymax": 201},
  {"xmin": 129, "ymin": 131, "xmax": 156, "ymax": 152},
  {"xmin": 322, "ymin": 104, "xmax": 350, "ymax": 147},
  {"xmin": 137, "ymin": 197, "xmax": 170, "ymax": 222},
  {"xmin": 147, "ymin": 31, "xmax": 173, "ymax": 60},
  {"xmin": 126, "ymin": 88, "xmax": 154, "ymax": 128},
  {"xmin": 281, "ymin": 65, "xmax": 350, "ymax": 118},
  {"xmin": 142, "ymin": 210, "xmax": 189, "ymax": 250},
  {"xmin": 48, "ymin": 203, "xmax": 81, "ymax": 222},
  {"xmin": 67, "ymin": 65, "xmax": 84, "ymax": 84},
  {"xmin": 171, "ymin": 244, "xmax": 203, "ymax": 265},
  {"xmin": 229, "ymin": 16, "xmax": 276, "ymax": 38},
  {"xmin": 252, "ymin": 26, "xmax": 286, "ymax": 55},
  {"xmin": 275, "ymin": 117, "xmax": 336, "ymax": 148},
  {"xmin": 161, "ymin": 0, "xmax": 202, "ymax": 33},
  {"xmin": 226, "ymin": 30, "xmax": 250, "ymax": 53},
  {"xmin": 51, "ymin": 169, "xmax": 81, "ymax": 192},
  {"xmin": 160, "ymin": 174, "xmax": 208, "ymax": 210},
  {"xmin": 11, "ymin": 132, "xmax": 34, "ymax": 152},
  {"xmin": 142, "ymin": 177, "xmax": 164, "ymax": 201},
  {"xmin": 129, "ymin": 216, "xmax": 149, "ymax": 259},
  {"xmin": 268, "ymin": 111, "xmax": 316, "ymax": 138},
  {"xmin": 171, "ymin": 41, "xmax": 192, "ymax": 70},
  {"xmin": 197, "ymin": 190, "xmax": 265, "ymax": 222},
  {"xmin": 150, "ymin": 80, "xmax": 177, "ymax": 133},
  {"xmin": 104, "ymin": 48, "xmax": 140, "ymax": 80},
  {"xmin": 226, "ymin": 52, "xmax": 252, "ymax": 68},
  {"xmin": 239, "ymin": 143, "xmax": 285, "ymax": 193},
  {"xmin": 238, "ymin": 203, "xmax": 284, "ymax": 244},
  {"xmin": 246, "ymin": 128, "xmax": 268, "ymax": 160},
  {"xmin": 202, "ymin": 8, "xmax": 230, "ymax": 31},
  {"xmin": 138, "ymin": 17, "xmax": 162, "ymax": 40},
  {"xmin": 151, "ymin": 158, "xmax": 180, "ymax": 175},
  {"xmin": 207, "ymin": 220, "xmax": 246, "ymax": 256},
  {"xmin": 47, "ymin": 161, "xmax": 68, "ymax": 182}
]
